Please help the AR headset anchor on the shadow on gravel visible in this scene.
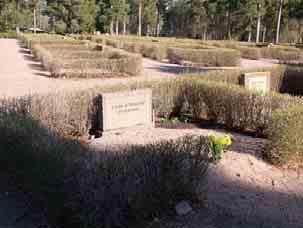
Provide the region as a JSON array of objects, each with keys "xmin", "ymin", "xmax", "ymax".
[
  {"xmin": 19, "ymin": 46, "xmax": 51, "ymax": 77},
  {"xmin": 145, "ymin": 64, "xmax": 212, "ymax": 74},
  {"xmin": 19, "ymin": 49, "xmax": 31, "ymax": 55},
  {"xmin": 154, "ymin": 165, "xmax": 303, "ymax": 228},
  {"xmin": 203, "ymin": 167, "xmax": 303, "ymax": 228}
]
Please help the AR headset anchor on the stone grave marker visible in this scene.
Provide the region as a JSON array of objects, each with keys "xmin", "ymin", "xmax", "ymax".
[
  {"xmin": 243, "ymin": 72, "xmax": 271, "ymax": 93},
  {"xmin": 99, "ymin": 89, "xmax": 153, "ymax": 132}
]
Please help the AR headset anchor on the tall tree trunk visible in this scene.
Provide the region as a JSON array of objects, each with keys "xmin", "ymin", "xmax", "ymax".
[
  {"xmin": 123, "ymin": 17, "xmax": 126, "ymax": 35},
  {"xmin": 156, "ymin": 6, "xmax": 160, "ymax": 36},
  {"xmin": 33, "ymin": 7, "xmax": 37, "ymax": 34},
  {"xmin": 248, "ymin": 20, "xmax": 252, "ymax": 42},
  {"xmin": 110, "ymin": 20, "xmax": 114, "ymax": 35},
  {"xmin": 248, "ymin": 26, "xmax": 252, "ymax": 42},
  {"xmin": 256, "ymin": 3, "xmax": 261, "ymax": 43},
  {"xmin": 203, "ymin": 26, "xmax": 207, "ymax": 40},
  {"xmin": 138, "ymin": 1, "xmax": 142, "ymax": 36},
  {"xmin": 262, "ymin": 26, "xmax": 266, "ymax": 42},
  {"xmin": 16, "ymin": 0, "xmax": 20, "ymax": 33},
  {"xmin": 227, "ymin": 5, "xmax": 232, "ymax": 40},
  {"xmin": 115, "ymin": 19, "xmax": 119, "ymax": 35},
  {"xmin": 147, "ymin": 24, "xmax": 150, "ymax": 36},
  {"xmin": 276, "ymin": 0, "xmax": 283, "ymax": 44}
]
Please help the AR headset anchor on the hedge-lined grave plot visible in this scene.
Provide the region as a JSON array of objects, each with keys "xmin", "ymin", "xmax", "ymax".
[{"xmin": 21, "ymin": 34, "xmax": 143, "ymax": 78}]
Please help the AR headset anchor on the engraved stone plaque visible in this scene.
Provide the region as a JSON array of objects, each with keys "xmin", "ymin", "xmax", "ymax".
[{"xmin": 100, "ymin": 89, "xmax": 153, "ymax": 132}]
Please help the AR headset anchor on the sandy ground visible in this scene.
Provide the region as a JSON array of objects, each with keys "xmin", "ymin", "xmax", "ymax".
[{"xmin": 1, "ymin": 38, "xmax": 299, "ymax": 228}]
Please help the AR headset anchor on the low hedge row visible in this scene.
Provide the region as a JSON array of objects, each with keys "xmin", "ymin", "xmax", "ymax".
[
  {"xmin": 167, "ymin": 47, "xmax": 241, "ymax": 66},
  {"xmin": 237, "ymin": 46, "xmax": 261, "ymax": 60},
  {"xmin": 260, "ymin": 47, "xmax": 302, "ymax": 61},
  {"xmin": 185, "ymin": 65, "xmax": 286, "ymax": 92},
  {"xmin": 265, "ymin": 105, "xmax": 303, "ymax": 166},
  {"xmin": 201, "ymin": 40, "xmax": 303, "ymax": 61},
  {"xmin": 24, "ymin": 36, "xmax": 143, "ymax": 78},
  {"xmin": 102, "ymin": 38, "xmax": 168, "ymax": 61},
  {"xmin": 200, "ymin": 41, "xmax": 261, "ymax": 60}
]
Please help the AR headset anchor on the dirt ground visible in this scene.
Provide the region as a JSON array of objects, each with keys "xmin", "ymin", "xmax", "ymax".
[
  {"xmin": 90, "ymin": 126, "xmax": 303, "ymax": 228},
  {"xmin": 1, "ymin": 38, "xmax": 300, "ymax": 228}
]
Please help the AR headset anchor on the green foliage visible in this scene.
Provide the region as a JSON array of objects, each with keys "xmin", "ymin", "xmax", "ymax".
[
  {"xmin": 0, "ymin": 0, "xmax": 18, "ymax": 31},
  {"xmin": 47, "ymin": 0, "xmax": 82, "ymax": 33},
  {"xmin": 79, "ymin": 0, "xmax": 97, "ymax": 33},
  {"xmin": 264, "ymin": 105, "xmax": 303, "ymax": 167},
  {"xmin": 54, "ymin": 20, "xmax": 67, "ymax": 34}
]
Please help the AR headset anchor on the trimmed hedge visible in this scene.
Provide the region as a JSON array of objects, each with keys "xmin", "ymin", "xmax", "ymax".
[
  {"xmin": 29, "ymin": 41, "xmax": 142, "ymax": 77},
  {"xmin": 185, "ymin": 65, "xmax": 286, "ymax": 92},
  {"xmin": 200, "ymin": 41, "xmax": 262, "ymax": 60},
  {"xmin": 260, "ymin": 47, "xmax": 302, "ymax": 61},
  {"xmin": 264, "ymin": 105, "xmax": 303, "ymax": 167},
  {"xmin": 103, "ymin": 38, "xmax": 168, "ymax": 61},
  {"xmin": 237, "ymin": 46, "xmax": 261, "ymax": 60},
  {"xmin": 167, "ymin": 47, "xmax": 241, "ymax": 67}
]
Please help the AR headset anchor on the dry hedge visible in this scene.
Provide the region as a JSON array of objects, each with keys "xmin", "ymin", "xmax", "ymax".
[
  {"xmin": 29, "ymin": 41, "xmax": 142, "ymax": 77},
  {"xmin": 260, "ymin": 47, "xmax": 302, "ymax": 61},
  {"xmin": 264, "ymin": 105, "xmax": 303, "ymax": 167},
  {"xmin": 167, "ymin": 47, "xmax": 241, "ymax": 66}
]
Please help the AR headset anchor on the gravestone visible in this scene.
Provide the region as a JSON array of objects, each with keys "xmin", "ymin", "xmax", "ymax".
[
  {"xmin": 99, "ymin": 89, "xmax": 153, "ymax": 132},
  {"xmin": 243, "ymin": 72, "xmax": 271, "ymax": 93}
]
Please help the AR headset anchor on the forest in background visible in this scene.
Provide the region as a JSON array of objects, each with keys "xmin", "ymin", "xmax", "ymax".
[{"xmin": 1, "ymin": 0, "xmax": 303, "ymax": 43}]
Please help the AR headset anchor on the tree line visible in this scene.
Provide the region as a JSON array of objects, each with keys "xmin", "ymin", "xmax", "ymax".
[{"xmin": 1, "ymin": 0, "xmax": 303, "ymax": 43}]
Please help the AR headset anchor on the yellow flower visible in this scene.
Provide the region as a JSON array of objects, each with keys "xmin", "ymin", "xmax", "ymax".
[{"xmin": 208, "ymin": 133, "xmax": 232, "ymax": 146}]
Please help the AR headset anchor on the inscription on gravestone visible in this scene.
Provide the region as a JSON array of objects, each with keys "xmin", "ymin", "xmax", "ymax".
[
  {"xmin": 99, "ymin": 89, "xmax": 153, "ymax": 132},
  {"xmin": 243, "ymin": 72, "xmax": 271, "ymax": 93}
]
